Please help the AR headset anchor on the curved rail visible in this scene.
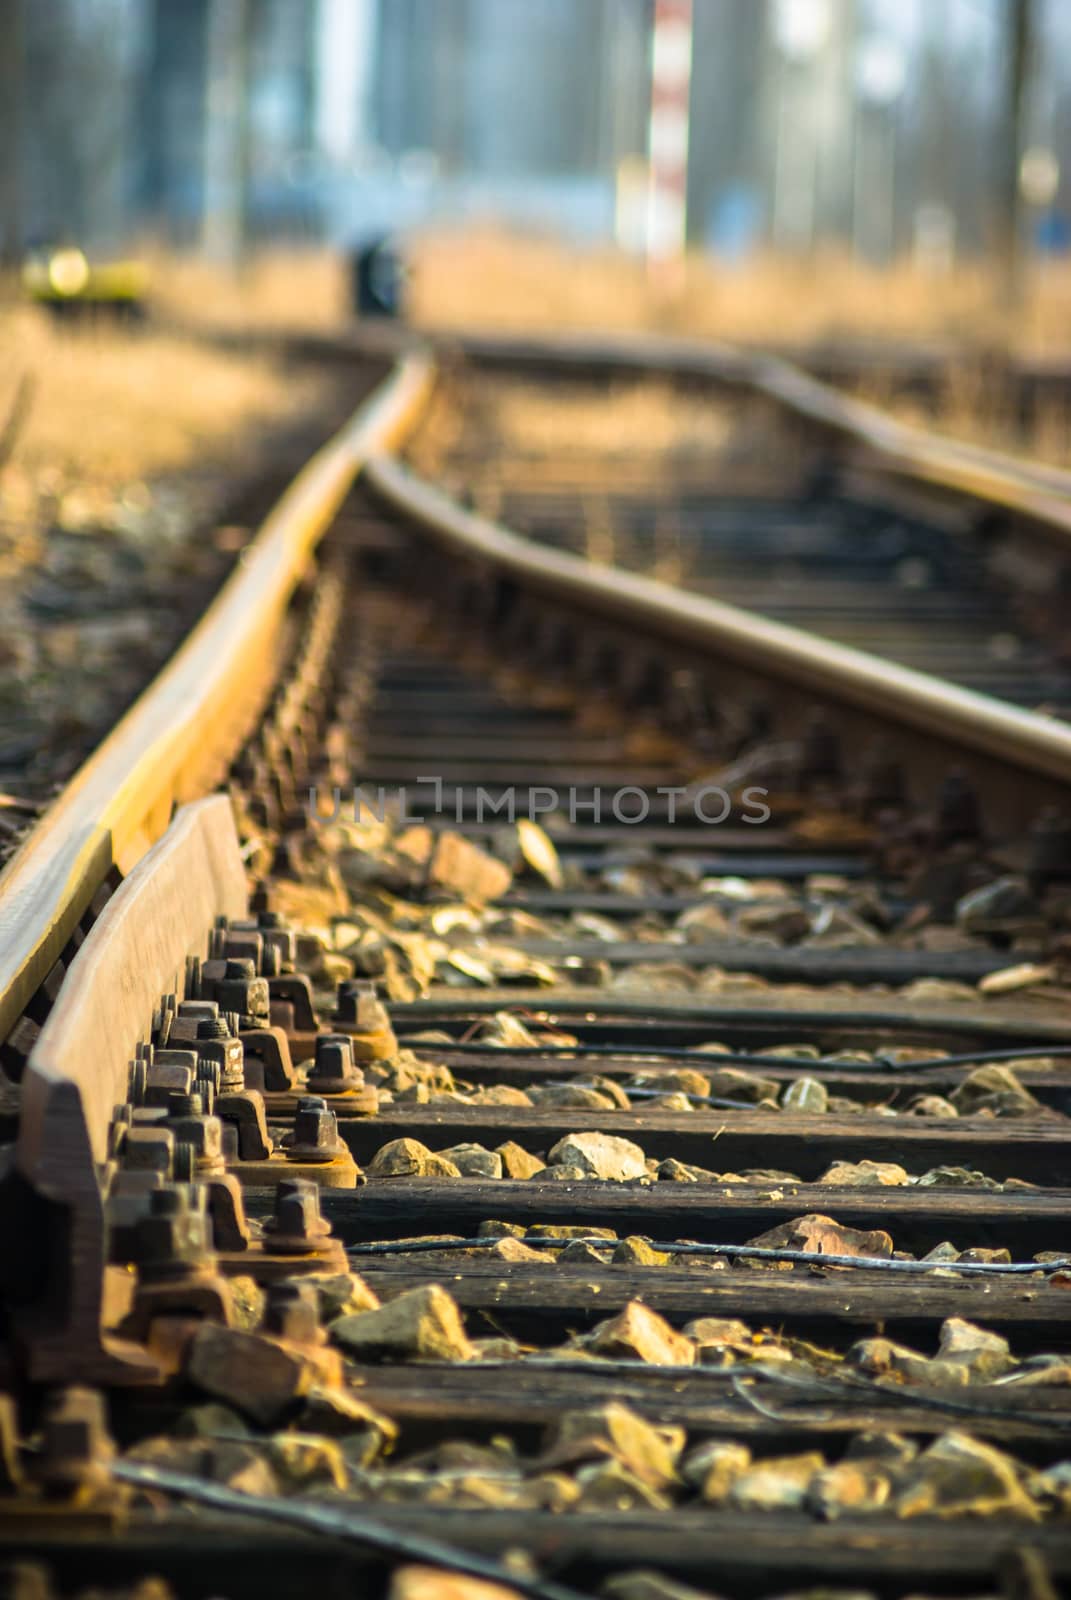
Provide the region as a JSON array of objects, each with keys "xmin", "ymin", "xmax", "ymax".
[
  {"xmin": 0, "ymin": 351, "xmax": 435, "ymax": 1045},
  {"xmin": 365, "ymin": 452, "xmax": 1071, "ymax": 800},
  {"xmin": 455, "ymin": 329, "xmax": 1071, "ymax": 545}
]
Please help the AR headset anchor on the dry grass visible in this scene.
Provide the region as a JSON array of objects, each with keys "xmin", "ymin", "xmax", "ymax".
[
  {"xmin": 54, "ymin": 228, "xmax": 1071, "ymax": 356},
  {"xmin": 0, "ymin": 268, "xmax": 346, "ymax": 802},
  {"xmin": 486, "ymin": 378, "xmax": 735, "ymax": 457},
  {"xmin": 0, "ymin": 301, "xmax": 329, "ymax": 503},
  {"xmin": 408, "ymin": 226, "xmax": 1071, "ymax": 357},
  {"xmin": 150, "ymin": 228, "xmax": 1070, "ymax": 468},
  {"xmin": 101, "ymin": 231, "xmax": 1071, "ymax": 354},
  {"xmin": 406, "ymin": 372, "xmax": 766, "ymax": 587},
  {"xmin": 0, "ymin": 246, "xmax": 345, "ymax": 519},
  {"xmin": 857, "ymin": 365, "xmax": 1071, "ymax": 467},
  {"xmin": 148, "ymin": 246, "xmax": 349, "ymax": 332},
  {"xmin": 406, "ymin": 377, "xmax": 736, "ymax": 477},
  {"xmin": 406, "ymin": 228, "xmax": 1071, "ymax": 467}
]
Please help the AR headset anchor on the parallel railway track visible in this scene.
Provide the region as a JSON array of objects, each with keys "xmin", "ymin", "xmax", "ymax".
[{"xmin": 2, "ymin": 331, "xmax": 1071, "ymax": 1600}]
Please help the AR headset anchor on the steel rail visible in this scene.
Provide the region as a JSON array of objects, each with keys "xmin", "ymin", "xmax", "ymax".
[
  {"xmin": 0, "ymin": 351, "xmax": 435, "ymax": 1045},
  {"xmin": 11, "ymin": 796, "xmax": 248, "ymax": 1382},
  {"xmin": 454, "ymin": 329, "xmax": 1071, "ymax": 544},
  {"xmin": 365, "ymin": 453, "xmax": 1071, "ymax": 794}
]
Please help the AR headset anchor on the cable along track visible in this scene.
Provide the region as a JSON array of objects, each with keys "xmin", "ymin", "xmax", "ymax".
[{"xmin": 3, "ymin": 336, "xmax": 1071, "ymax": 1600}]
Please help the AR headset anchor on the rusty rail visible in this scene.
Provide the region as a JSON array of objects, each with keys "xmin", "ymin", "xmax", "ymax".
[
  {"xmin": 365, "ymin": 452, "xmax": 1071, "ymax": 804},
  {"xmin": 12, "ymin": 797, "xmax": 248, "ymax": 1382},
  {"xmin": 0, "ymin": 351, "xmax": 434, "ymax": 1047}
]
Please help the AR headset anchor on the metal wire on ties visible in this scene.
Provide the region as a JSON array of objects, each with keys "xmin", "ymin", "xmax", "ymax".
[{"xmin": 346, "ymin": 1232, "xmax": 1070, "ymax": 1278}]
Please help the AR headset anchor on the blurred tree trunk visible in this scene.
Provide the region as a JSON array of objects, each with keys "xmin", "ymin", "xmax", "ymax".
[
  {"xmin": 431, "ymin": 0, "xmax": 468, "ymax": 175},
  {"xmin": 202, "ymin": 0, "xmax": 251, "ymax": 263},
  {"xmin": 998, "ymin": 0, "xmax": 1032, "ymax": 309},
  {"xmin": 0, "ymin": 0, "xmax": 24, "ymax": 263}
]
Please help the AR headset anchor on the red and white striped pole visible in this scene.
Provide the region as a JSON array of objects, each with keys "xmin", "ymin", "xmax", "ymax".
[{"xmin": 646, "ymin": 0, "xmax": 694, "ymax": 271}]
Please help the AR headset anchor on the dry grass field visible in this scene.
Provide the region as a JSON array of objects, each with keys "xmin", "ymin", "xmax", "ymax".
[
  {"xmin": 149, "ymin": 247, "xmax": 349, "ymax": 333},
  {"xmin": 4, "ymin": 227, "xmax": 1071, "ymax": 512},
  {"xmin": 0, "ymin": 266, "xmax": 341, "ymax": 804},
  {"xmin": 403, "ymin": 229, "xmax": 1071, "ymax": 468},
  {"xmin": 0, "ymin": 302, "xmax": 328, "ymax": 497},
  {"xmin": 406, "ymin": 226, "xmax": 1071, "ymax": 353}
]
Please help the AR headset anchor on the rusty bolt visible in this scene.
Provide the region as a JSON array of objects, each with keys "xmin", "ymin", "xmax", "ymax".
[
  {"xmin": 214, "ymin": 1039, "xmax": 247, "ymax": 1095},
  {"xmin": 131, "ymin": 1106, "xmax": 169, "ymax": 1127},
  {"xmin": 227, "ymin": 929, "xmax": 278, "ymax": 977},
  {"xmin": 1028, "ymin": 807, "xmax": 1071, "ymax": 890},
  {"xmin": 133, "ymin": 1183, "xmax": 214, "ymax": 1278},
  {"xmin": 859, "ymin": 744, "xmax": 908, "ymax": 818},
  {"xmin": 166, "ymin": 1014, "xmax": 216, "ymax": 1046},
  {"xmin": 306, "ymin": 1032, "xmax": 365, "ymax": 1095},
  {"xmin": 109, "ymin": 1101, "xmax": 132, "ymax": 1146},
  {"xmin": 798, "ymin": 708, "xmax": 841, "ymax": 788},
  {"xmin": 177, "ymin": 999, "xmax": 220, "ymax": 1024},
  {"xmin": 263, "ymin": 1280, "xmax": 322, "ymax": 1345},
  {"xmin": 155, "ymin": 1047, "xmax": 199, "ymax": 1073},
  {"xmin": 152, "ymin": 994, "xmax": 173, "ymax": 1041},
  {"xmin": 333, "ymin": 980, "xmax": 396, "ymax": 1064},
  {"xmin": 170, "ymin": 1010, "xmax": 245, "ymax": 1094},
  {"xmin": 144, "ymin": 1057, "xmax": 196, "ymax": 1108},
  {"xmin": 334, "ymin": 979, "xmax": 383, "ymax": 1030},
  {"xmin": 192, "ymin": 1016, "xmax": 229, "ymax": 1042},
  {"xmin": 166, "ymin": 1098, "xmax": 225, "ymax": 1176},
  {"xmin": 166, "ymin": 1090, "xmax": 202, "ymax": 1118},
  {"xmin": 225, "ymin": 929, "xmax": 263, "ymax": 963},
  {"xmin": 200, "ymin": 958, "xmax": 271, "ymax": 1027},
  {"xmin": 258, "ymin": 940, "xmax": 283, "ymax": 979},
  {"xmin": 128, "ymin": 1057, "xmax": 148, "ymax": 1106},
  {"xmin": 934, "ymin": 767, "xmax": 982, "ymax": 849},
  {"xmin": 196, "ymin": 1059, "xmax": 220, "ymax": 1114},
  {"xmin": 262, "ymin": 1177, "xmax": 333, "ymax": 1255},
  {"xmin": 122, "ymin": 1125, "xmax": 175, "ymax": 1176},
  {"xmin": 283, "ymin": 1096, "xmax": 347, "ymax": 1163},
  {"xmin": 36, "ymin": 1387, "xmax": 114, "ymax": 1496},
  {"xmin": 173, "ymin": 1141, "xmax": 196, "ymax": 1182},
  {"xmin": 197, "ymin": 1056, "xmax": 222, "ymax": 1090}
]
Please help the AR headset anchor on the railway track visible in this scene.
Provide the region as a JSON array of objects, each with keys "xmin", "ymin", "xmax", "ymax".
[
  {"xmin": 411, "ymin": 366, "xmax": 1070, "ymax": 715},
  {"xmin": 2, "ymin": 332, "xmax": 1071, "ymax": 1600}
]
